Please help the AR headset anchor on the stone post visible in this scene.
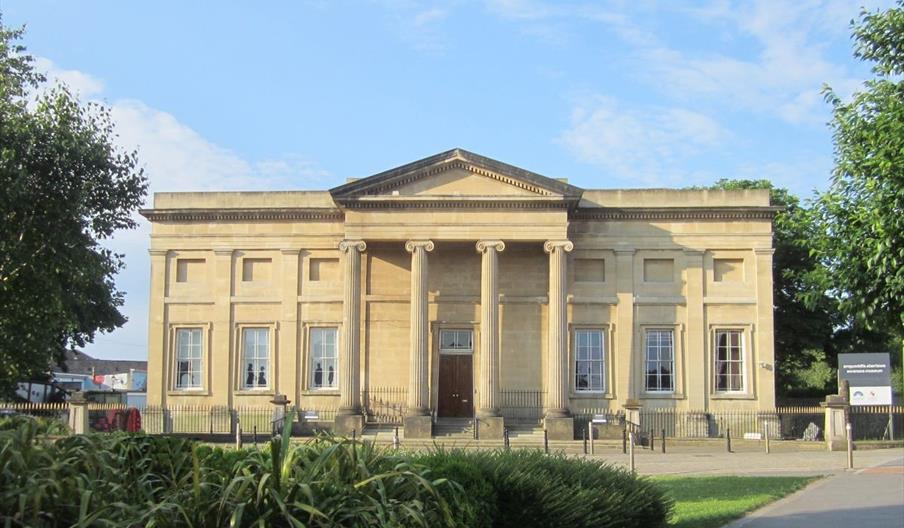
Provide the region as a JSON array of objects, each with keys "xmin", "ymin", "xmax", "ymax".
[
  {"xmin": 544, "ymin": 239, "xmax": 574, "ymax": 440},
  {"xmin": 270, "ymin": 393, "xmax": 290, "ymax": 435},
  {"xmin": 335, "ymin": 239, "xmax": 366, "ymax": 436},
  {"xmin": 823, "ymin": 394, "xmax": 850, "ymax": 452},
  {"xmin": 624, "ymin": 398, "xmax": 642, "ymax": 429},
  {"xmin": 476, "ymin": 240, "xmax": 505, "ymax": 439},
  {"xmin": 404, "ymin": 240, "xmax": 434, "ymax": 439},
  {"xmin": 68, "ymin": 392, "xmax": 89, "ymax": 435}
]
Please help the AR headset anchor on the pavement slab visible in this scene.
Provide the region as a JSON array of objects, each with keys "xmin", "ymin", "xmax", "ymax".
[{"xmin": 724, "ymin": 456, "xmax": 904, "ymax": 528}]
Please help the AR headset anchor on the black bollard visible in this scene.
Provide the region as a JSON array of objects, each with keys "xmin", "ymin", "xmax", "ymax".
[
  {"xmin": 622, "ymin": 428, "xmax": 627, "ymax": 454},
  {"xmin": 544, "ymin": 429, "xmax": 549, "ymax": 454},
  {"xmin": 582, "ymin": 428, "xmax": 588, "ymax": 454},
  {"xmin": 253, "ymin": 425, "xmax": 257, "ymax": 446},
  {"xmin": 726, "ymin": 427, "xmax": 732, "ymax": 453},
  {"xmin": 504, "ymin": 428, "xmax": 510, "ymax": 450},
  {"xmin": 661, "ymin": 429, "xmax": 666, "ymax": 454},
  {"xmin": 650, "ymin": 429, "xmax": 655, "ymax": 451}
]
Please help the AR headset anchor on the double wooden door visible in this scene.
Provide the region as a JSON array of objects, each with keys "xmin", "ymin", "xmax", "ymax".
[{"xmin": 437, "ymin": 354, "xmax": 473, "ymax": 418}]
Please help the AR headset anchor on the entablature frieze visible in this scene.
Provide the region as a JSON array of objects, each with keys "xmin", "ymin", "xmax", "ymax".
[
  {"xmin": 140, "ymin": 207, "xmax": 344, "ymax": 222},
  {"xmin": 570, "ymin": 206, "xmax": 781, "ymax": 221}
]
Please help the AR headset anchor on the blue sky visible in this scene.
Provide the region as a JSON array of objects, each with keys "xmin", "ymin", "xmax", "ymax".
[{"xmin": 3, "ymin": 0, "xmax": 892, "ymax": 360}]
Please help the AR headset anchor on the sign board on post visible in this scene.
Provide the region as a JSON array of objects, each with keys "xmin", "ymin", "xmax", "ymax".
[{"xmin": 837, "ymin": 353, "xmax": 893, "ymax": 406}]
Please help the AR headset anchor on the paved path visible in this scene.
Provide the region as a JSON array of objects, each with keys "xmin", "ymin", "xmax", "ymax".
[
  {"xmin": 724, "ymin": 456, "xmax": 904, "ymax": 528},
  {"xmin": 584, "ymin": 447, "xmax": 904, "ymax": 477}
]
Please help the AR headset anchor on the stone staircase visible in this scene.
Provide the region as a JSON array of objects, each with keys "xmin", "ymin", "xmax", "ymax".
[{"xmin": 433, "ymin": 418, "xmax": 475, "ymax": 439}]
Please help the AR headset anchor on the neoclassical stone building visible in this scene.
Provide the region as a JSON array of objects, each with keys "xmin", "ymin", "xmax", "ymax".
[{"xmin": 141, "ymin": 149, "xmax": 778, "ymax": 439}]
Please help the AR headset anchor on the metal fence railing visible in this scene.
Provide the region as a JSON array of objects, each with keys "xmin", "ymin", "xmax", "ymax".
[
  {"xmin": 850, "ymin": 405, "xmax": 903, "ymax": 441},
  {"xmin": 634, "ymin": 407, "xmax": 827, "ymax": 440},
  {"xmin": 500, "ymin": 389, "xmax": 546, "ymax": 426},
  {"xmin": 2, "ymin": 401, "xmax": 901, "ymax": 441},
  {"xmin": 362, "ymin": 387, "xmax": 406, "ymax": 425}
]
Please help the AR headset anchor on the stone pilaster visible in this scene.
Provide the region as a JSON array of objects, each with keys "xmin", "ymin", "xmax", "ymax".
[
  {"xmin": 336, "ymin": 240, "xmax": 366, "ymax": 435},
  {"xmin": 212, "ymin": 249, "xmax": 233, "ymax": 407},
  {"xmin": 684, "ymin": 249, "xmax": 705, "ymax": 410},
  {"xmin": 544, "ymin": 240, "xmax": 574, "ymax": 440},
  {"xmin": 147, "ymin": 249, "xmax": 167, "ymax": 406},
  {"xmin": 279, "ymin": 249, "xmax": 301, "ymax": 403},
  {"xmin": 476, "ymin": 240, "xmax": 505, "ymax": 420},
  {"xmin": 405, "ymin": 240, "xmax": 434, "ymax": 416},
  {"xmin": 755, "ymin": 248, "xmax": 777, "ymax": 409},
  {"xmin": 614, "ymin": 249, "xmax": 635, "ymax": 404}
]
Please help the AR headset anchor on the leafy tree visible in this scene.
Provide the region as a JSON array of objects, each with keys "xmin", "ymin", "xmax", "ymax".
[
  {"xmin": 815, "ymin": 2, "xmax": 904, "ymax": 382},
  {"xmin": 0, "ymin": 21, "xmax": 147, "ymax": 397}
]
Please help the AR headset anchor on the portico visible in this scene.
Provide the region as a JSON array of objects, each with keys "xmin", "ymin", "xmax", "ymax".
[{"xmin": 142, "ymin": 148, "xmax": 779, "ymax": 440}]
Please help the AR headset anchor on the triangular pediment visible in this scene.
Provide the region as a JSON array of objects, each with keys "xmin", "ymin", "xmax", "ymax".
[{"xmin": 330, "ymin": 149, "xmax": 583, "ymax": 208}]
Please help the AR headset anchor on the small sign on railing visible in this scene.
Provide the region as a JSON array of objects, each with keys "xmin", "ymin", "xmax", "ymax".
[
  {"xmin": 302, "ymin": 410, "xmax": 319, "ymax": 421},
  {"xmin": 591, "ymin": 414, "xmax": 608, "ymax": 424}
]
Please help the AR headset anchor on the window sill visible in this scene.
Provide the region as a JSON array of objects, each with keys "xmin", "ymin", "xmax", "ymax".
[
  {"xmin": 640, "ymin": 392, "xmax": 685, "ymax": 400},
  {"xmin": 167, "ymin": 390, "xmax": 210, "ymax": 397},
  {"xmin": 710, "ymin": 392, "xmax": 755, "ymax": 400},
  {"xmin": 301, "ymin": 390, "xmax": 340, "ymax": 396},
  {"xmin": 234, "ymin": 390, "xmax": 275, "ymax": 397},
  {"xmin": 570, "ymin": 392, "xmax": 613, "ymax": 400}
]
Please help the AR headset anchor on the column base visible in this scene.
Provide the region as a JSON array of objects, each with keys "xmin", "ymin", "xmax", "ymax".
[
  {"xmin": 404, "ymin": 415, "xmax": 433, "ymax": 439},
  {"xmin": 545, "ymin": 417, "xmax": 574, "ymax": 441},
  {"xmin": 334, "ymin": 414, "xmax": 364, "ymax": 437},
  {"xmin": 476, "ymin": 416, "xmax": 504, "ymax": 440}
]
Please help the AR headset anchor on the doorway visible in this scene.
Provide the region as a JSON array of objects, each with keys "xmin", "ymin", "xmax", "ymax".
[{"xmin": 436, "ymin": 329, "xmax": 474, "ymax": 418}]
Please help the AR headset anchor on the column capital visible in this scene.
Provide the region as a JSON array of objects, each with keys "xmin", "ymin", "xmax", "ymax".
[
  {"xmin": 213, "ymin": 248, "xmax": 234, "ymax": 257},
  {"xmin": 338, "ymin": 239, "xmax": 367, "ymax": 253},
  {"xmin": 682, "ymin": 249, "xmax": 705, "ymax": 257},
  {"xmin": 614, "ymin": 247, "xmax": 635, "ymax": 256},
  {"xmin": 543, "ymin": 240, "xmax": 574, "ymax": 254},
  {"xmin": 405, "ymin": 240, "xmax": 435, "ymax": 253},
  {"xmin": 754, "ymin": 248, "xmax": 776, "ymax": 256},
  {"xmin": 280, "ymin": 248, "xmax": 302, "ymax": 256},
  {"xmin": 148, "ymin": 249, "xmax": 168, "ymax": 257},
  {"xmin": 476, "ymin": 240, "xmax": 505, "ymax": 253}
]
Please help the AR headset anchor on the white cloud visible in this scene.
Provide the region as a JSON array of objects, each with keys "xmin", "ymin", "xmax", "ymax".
[
  {"xmin": 484, "ymin": 0, "xmax": 656, "ymax": 46},
  {"xmin": 643, "ymin": 0, "xmax": 893, "ymax": 124},
  {"xmin": 31, "ymin": 58, "xmax": 331, "ymax": 360},
  {"xmin": 558, "ymin": 95, "xmax": 728, "ymax": 185},
  {"xmin": 34, "ymin": 57, "xmax": 106, "ymax": 98},
  {"xmin": 109, "ymin": 100, "xmax": 329, "ymax": 202},
  {"xmin": 371, "ymin": 1, "xmax": 451, "ymax": 52}
]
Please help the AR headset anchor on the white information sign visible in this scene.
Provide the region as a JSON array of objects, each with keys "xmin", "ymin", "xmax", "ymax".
[{"xmin": 849, "ymin": 386, "xmax": 893, "ymax": 406}]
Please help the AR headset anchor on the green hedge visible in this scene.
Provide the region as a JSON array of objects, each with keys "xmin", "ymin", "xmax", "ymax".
[
  {"xmin": 415, "ymin": 449, "xmax": 672, "ymax": 528},
  {"xmin": 0, "ymin": 420, "xmax": 670, "ymax": 527}
]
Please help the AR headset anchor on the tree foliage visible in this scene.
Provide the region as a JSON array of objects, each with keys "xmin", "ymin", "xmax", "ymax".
[
  {"xmin": 0, "ymin": 21, "xmax": 147, "ymax": 396},
  {"xmin": 815, "ymin": 2, "xmax": 904, "ymax": 333}
]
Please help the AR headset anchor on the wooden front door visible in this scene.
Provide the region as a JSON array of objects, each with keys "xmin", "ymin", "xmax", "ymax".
[{"xmin": 437, "ymin": 355, "xmax": 473, "ymax": 418}]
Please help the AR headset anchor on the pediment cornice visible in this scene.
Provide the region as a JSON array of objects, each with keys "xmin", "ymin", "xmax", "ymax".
[{"xmin": 330, "ymin": 148, "xmax": 584, "ymax": 207}]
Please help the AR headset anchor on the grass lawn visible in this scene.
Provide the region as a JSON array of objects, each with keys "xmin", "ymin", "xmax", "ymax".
[{"xmin": 653, "ymin": 475, "xmax": 821, "ymax": 528}]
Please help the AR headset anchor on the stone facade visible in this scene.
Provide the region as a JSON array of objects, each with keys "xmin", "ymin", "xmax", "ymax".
[{"xmin": 141, "ymin": 149, "xmax": 778, "ymax": 438}]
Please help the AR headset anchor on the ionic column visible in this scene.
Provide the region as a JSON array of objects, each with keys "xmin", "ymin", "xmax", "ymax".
[
  {"xmin": 545, "ymin": 240, "xmax": 573, "ymax": 418},
  {"xmin": 476, "ymin": 240, "xmax": 505, "ymax": 418},
  {"xmin": 406, "ymin": 240, "xmax": 434, "ymax": 416},
  {"xmin": 337, "ymin": 239, "xmax": 366, "ymax": 415}
]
